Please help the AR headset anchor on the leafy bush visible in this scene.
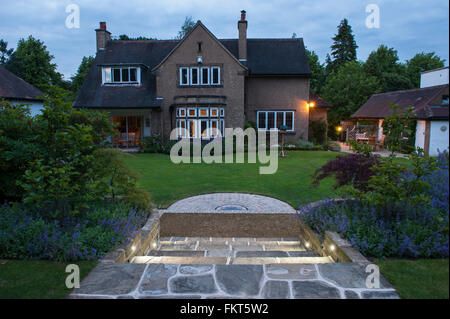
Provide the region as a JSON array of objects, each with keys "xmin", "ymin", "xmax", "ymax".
[
  {"xmin": 0, "ymin": 201, "xmax": 149, "ymax": 261},
  {"xmin": 303, "ymin": 151, "xmax": 449, "ymax": 258},
  {"xmin": 312, "ymin": 153, "xmax": 380, "ymax": 191},
  {"xmin": 140, "ymin": 134, "xmax": 176, "ymax": 154},
  {"xmin": 309, "ymin": 120, "xmax": 327, "ymax": 145},
  {"xmin": 301, "ymin": 199, "xmax": 448, "ymax": 258}
]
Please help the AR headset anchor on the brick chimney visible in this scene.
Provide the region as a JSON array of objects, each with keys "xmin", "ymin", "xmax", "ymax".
[
  {"xmin": 238, "ymin": 10, "xmax": 247, "ymax": 62},
  {"xmin": 95, "ymin": 22, "xmax": 111, "ymax": 52}
]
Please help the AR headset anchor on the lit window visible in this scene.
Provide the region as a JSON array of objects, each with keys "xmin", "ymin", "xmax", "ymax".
[
  {"xmin": 210, "ymin": 108, "xmax": 219, "ymax": 117},
  {"xmin": 187, "ymin": 108, "xmax": 197, "ymax": 117},
  {"xmin": 200, "ymin": 120, "xmax": 209, "ymax": 138},
  {"xmin": 210, "ymin": 119, "xmax": 219, "ymax": 137},
  {"xmin": 199, "ymin": 108, "xmax": 208, "ymax": 117}
]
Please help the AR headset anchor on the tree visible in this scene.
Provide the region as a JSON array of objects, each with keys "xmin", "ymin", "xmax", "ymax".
[
  {"xmin": 71, "ymin": 56, "xmax": 94, "ymax": 95},
  {"xmin": 177, "ymin": 16, "xmax": 196, "ymax": 39},
  {"xmin": 321, "ymin": 61, "xmax": 381, "ymax": 139},
  {"xmin": 328, "ymin": 19, "xmax": 358, "ymax": 72},
  {"xmin": 0, "ymin": 39, "xmax": 13, "ymax": 65},
  {"xmin": 305, "ymin": 48, "xmax": 326, "ymax": 94},
  {"xmin": 364, "ymin": 45, "xmax": 413, "ymax": 92},
  {"xmin": 5, "ymin": 36, "xmax": 64, "ymax": 93},
  {"xmin": 406, "ymin": 52, "xmax": 445, "ymax": 88}
]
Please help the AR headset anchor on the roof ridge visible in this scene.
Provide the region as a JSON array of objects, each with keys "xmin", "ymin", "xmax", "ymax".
[{"xmin": 371, "ymin": 84, "xmax": 448, "ymax": 96}]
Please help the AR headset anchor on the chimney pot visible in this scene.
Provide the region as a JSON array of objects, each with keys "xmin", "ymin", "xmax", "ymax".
[
  {"xmin": 100, "ymin": 22, "xmax": 107, "ymax": 30},
  {"xmin": 241, "ymin": 10, "xmax": 246, "ymax": 21}
]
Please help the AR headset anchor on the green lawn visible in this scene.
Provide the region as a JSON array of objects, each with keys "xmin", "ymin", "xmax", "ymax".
[
  {"xmin": 0, "ymin": 260, "xmax": 97, "ymax": 299},
  {"xmin": 124, "ymin": 150, "xmax": 341, "ymax": 208},
  {"xmin": 376, "ymin": 259, "xmax": 449, "ymax": 299}
]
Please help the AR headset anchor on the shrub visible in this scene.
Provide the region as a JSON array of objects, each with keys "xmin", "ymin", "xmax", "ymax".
[
  {"xmin": 301, "ymin": 199, "xmax": 448, "ymax": 258},
  {"xmin": 0, "ymin": 201, "xmax": 149, "ymax": 261},
  {"xmin": 312, "ymin": 153, "xmax": 380, "ymax": 191},
  {"xmin": 140, "ymin": 134, "xmax": 176, "ymax": 154}
]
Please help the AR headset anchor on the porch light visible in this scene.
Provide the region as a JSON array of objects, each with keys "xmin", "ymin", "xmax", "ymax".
[
  {"xmin": 337, "ymin": 126, "xmax": 343, "ymax": 132},
  {"xmin": 329, "ymin": 244, "xmax": 336, "ymax": 251},
  {"xmin": 308, "ymin": 102, "xmax": 315, "ymax": 108}
]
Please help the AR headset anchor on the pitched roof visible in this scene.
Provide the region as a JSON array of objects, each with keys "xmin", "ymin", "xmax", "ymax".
[
  {"xmin": 309, "ymin": 91, "xmax": 333, "ymax": 108},
  {"xmin": 0, "ymin": 66, "xmax": 44, "ymax": 101},
  {"xmin": 415, "ymin": 106, "xmax": 449, "ymax": 120},
  {"xmin": 74, "ymin": 33, "xmax": 310, "ymax": 108},
  {"xmin": 351, "ymin": 84, "xmax": 448, "ymax": 119}
]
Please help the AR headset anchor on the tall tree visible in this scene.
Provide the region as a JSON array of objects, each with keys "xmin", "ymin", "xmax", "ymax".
[
  {"xmin": 364, "ymin": 45, "xmax": 412, "ymax": 92},
  {"xmin": 406, "ymin": 52, "xmax": 445, "ymax": 88},
  {"xmin": 5, "ymin": 36, "xmax": 63, "ymax": 92},
  {"xmin": 305, "ymin": 48, "xmax": 326, "ymax": 94},
  {"xmin": 321, "ymin": 61, "xmax": 381, "ymax": 138},
  {"xmin": 71, "ymin": 56, "xmax": 94, "ymax": 95},
  {"xmin": 0, "ymin": 39, "xmax": 13, "ymax": 65},
  {"xmin": 177, "ymin": 16, "xmax": 196, "ymax": 40},
  {"xmin": 328, "ymin": 19, "xmax": 358, "ymax": 72}
]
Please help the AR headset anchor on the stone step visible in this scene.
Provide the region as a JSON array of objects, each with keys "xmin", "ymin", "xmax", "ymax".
[
  {"xmin": 131, "ymin": 256, "xmax": 332, "ymax": 265},
  {"xmin": 146, "ymin": 250, "xmax": 320, "ymax": 258},
  {"xmin": 159, "ymin": 237, "xmax": 301, "ymax": 245}
]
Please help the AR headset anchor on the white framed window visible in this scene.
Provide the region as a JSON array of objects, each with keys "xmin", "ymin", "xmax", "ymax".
[
  {"xmin": 210, "ymin": 119, "xmax": 219, "ymax": 137},
  {"xmin": 190, "ymin": 67, "xmax": 200, "ymax": 85},
  {"xmin": 187, "ymin": 108, "xmax": 197, "ymax": 117},
  {"xmin": 200, "ymin": 119, "xmax": 209, "ymax": 138},
  {"xmin": 187, "ymin": 119, "xmax": 197, "ymax": 138},
  {"xmin": 177, "ymin": 119, "xmax": 187, "ymax": 137},
  {"xmin": 220, "ymin": 119, "xmax": 225, "ymax": 136},
  {"xmin": 180, "ymin": 67, "xmax": 189, "ymax": 86},
  {"xmin": 201, "ymin": 67, "xmax": 210, "ymax": 85},
  {"xmin": 257, "ymin": 111, "xmax": 294, "ymax": 131},
  {"xmin": 199, "ymin": 108, "xmax": 208, "ymax": 117},
  {"xmin": 211, "ymin": 67, "xmax": 220, "ymax": 85},
  {"xmin": 178, "ymin": 108, "xmax": 186, "ymax": 117},
  {"xmin": 105, "ymin": 67, "xmax": 140, "ymax": 84},
  {"xmin": 220, "ymin": 108, "xmax": 225, "ymax": 117},
  {"xmin": 210, "ymin": 108, "xmax": 219, "ymax": 117}
]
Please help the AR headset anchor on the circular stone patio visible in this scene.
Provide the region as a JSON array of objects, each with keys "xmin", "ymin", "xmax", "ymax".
[{"xmin": 162, "ymin": 193, "xmax": 296, "ymax": 214}]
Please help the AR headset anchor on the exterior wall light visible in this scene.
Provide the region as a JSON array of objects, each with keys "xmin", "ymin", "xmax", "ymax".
[
  {"xmin": 329, "ymin": 244, "xmax": 336, "ymax": 251},
  {"xmin": 337, "ymin": 126, "xmax": 343, "ymax": 132},
  {"xmin": 308, "ymin": 102, "xmax": 315, "ymax": 108},
  {"xmin": 305, "ymin": 242, "xmax": 311, "ymax": 248}
]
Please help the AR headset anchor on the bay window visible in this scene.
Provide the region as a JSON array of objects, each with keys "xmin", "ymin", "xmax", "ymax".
[{"xmin": 175, "ymin": 106, "xmax": 225, "ymax": 138}]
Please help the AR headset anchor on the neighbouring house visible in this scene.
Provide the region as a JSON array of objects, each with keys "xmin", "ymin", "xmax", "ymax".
[
  {"xmin": 0, "ymin": 66, "xmax": 44, "ymax": 116},
  {"xmin": 351, "ymin": 68, "xmax": 449, "ymax": 155},
  {"xmin": 74, "ymin": 11, "xmax": 331, "ymax": 148}
]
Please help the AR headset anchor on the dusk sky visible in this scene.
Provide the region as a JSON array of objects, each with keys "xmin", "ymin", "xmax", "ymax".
[{"xmin": 1, "ymin": 0, "xmax": 448, "ymax": 80}]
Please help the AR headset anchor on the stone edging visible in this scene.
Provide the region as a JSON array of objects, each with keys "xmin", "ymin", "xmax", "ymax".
[
  {"xmin": 297, "ymin": 199, "xmax": 370, "ymax": 263},
  {"xmin": 100, "ymin": 211, "xmax": 160, "ymax": 264}
]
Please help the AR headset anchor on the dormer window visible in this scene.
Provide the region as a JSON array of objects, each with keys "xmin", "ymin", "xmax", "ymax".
[
  {"xmin": 103, "ymin": 66, "xmax": 140, "ymax": 84},
  {"xmin": 442, "ymin": 95, "xmax": 449, "ymax": 105}
]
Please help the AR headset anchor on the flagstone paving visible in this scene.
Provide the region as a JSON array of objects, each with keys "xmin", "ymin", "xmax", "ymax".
[{"xmin": 70, "ymin": 262, "xmax": 399, "ymax": 299}]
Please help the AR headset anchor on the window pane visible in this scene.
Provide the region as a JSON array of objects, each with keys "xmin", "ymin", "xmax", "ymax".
[
  {"xmin": 267, "ymin": 112, "xmax": 276, "ymax": 129},
  {"xmin": 122, "ymin": 68, "xmax": 129, "ymax": 82},
  {"xmin": 277, "ymin": 112, "xmax": 284, "ymax": 129},
  {"xmin": 130, "ymin": 68, "xmax": 137, "ymax": 82},
  {"xmin": 104, "ymin": 68, "xmax": 111, "ymax": 83},
  {"xmin": 202, "ymin": 68, "xmax": 209, "ymax": 85},
  {"xmin": 220, "ymin": 119, "xmax": 225, "ymax": 136},
  {"xmin": 200, "ymin": 120, "xmax": 208, "ymax": 137},
  {"xmin": 212, "ymin": 68, "xmax": 219, "ymax": 84},
  {"xmin": 188, "ymin": 108, "xmax": 196, "ymax": 117},
  {"xmin": 210, "ymin": 108, "xmax": 218, "ymax": 117},
  {"xmin": 199, "ymin": 108, "xmax": 208, "ymax": 117},
  {"xmin": 210, "ymin": 120, "xmax": 218, "ymax": 137},
  {"xmin": 191, "ymin": 68, "xmax": 199, "ymax": 85},
  {"xmin": 181, "ymin": 68, "xmax": 188, "ymax": 85},
  {"xmin": 285, "ymin": 112, "xmax": 293, "ymax": 130},
  {"xmin": 188, "ymin": 120, "xmax": 196, "ymax": 137},
  {"xmin": 258, "ymin": 112, "xmax": 266, "ymax": 129},
  {"xmin": 113, "ymin": 69, "xmax": 121, "ymax": 82}
]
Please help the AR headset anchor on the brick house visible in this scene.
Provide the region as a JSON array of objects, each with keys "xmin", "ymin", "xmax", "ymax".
[{"xmin": 74, "ymin": 11, "xmax": 332, "ymax": 147}]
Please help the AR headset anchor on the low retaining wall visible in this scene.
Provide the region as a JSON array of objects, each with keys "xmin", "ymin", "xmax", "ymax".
[{"xmin": 100, "ymin": 212, "xmax": 160, "ymax": 264}]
